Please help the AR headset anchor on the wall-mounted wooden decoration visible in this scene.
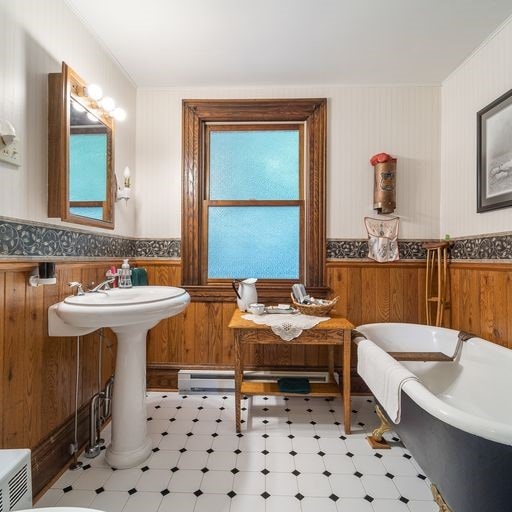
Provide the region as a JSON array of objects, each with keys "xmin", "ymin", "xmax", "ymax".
[{"xmin": 370, "ymin": 152, "xmax": 397, "ymax": 214}]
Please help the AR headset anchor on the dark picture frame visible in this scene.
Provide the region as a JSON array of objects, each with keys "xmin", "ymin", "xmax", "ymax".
[{"xmin": 477, "ymin": 87, "xmax": 512, "ymax": 212}]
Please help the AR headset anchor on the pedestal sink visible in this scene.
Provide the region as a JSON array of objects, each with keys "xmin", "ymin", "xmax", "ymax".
[{"xmin": 48, "ymin": 286, "xmax": 190, "ymax": 468}]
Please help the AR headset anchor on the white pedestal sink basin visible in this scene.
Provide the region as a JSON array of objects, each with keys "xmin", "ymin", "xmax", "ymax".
[{"xmin": 48, "ymin": 286, "xmax": 190, "ymax": 469}]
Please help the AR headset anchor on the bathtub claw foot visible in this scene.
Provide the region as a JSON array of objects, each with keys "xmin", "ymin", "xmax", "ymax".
[
  {"xmin": 431, "ymin": 484, "xmax": 453, "ymax": 512},
  {"xmin": 367, "ymin": 405, "xmax": 392, "ymax": 449}
]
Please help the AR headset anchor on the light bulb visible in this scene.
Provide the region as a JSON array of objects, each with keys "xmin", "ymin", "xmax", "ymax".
[
  {"xmin": 123, "ymin": 166, "xmax": 131, "ymax": 187},
  {"xmin": 100, "ymin": 96, "xmax": 116, "ymax": 112},
  {"xmin": 87, "ymin": 112, "xmax": 98, "ymax": 122},
  {"xmin": 86, "ymin": 83, "xmax": 103, "ymax": 101},
  {"xmin": 112, "ymin": 107, "xmax": 126, "ymax": 121},
  {"xmin": 72, "ymin": 101, "xmax": 86, "ymax": 113}
]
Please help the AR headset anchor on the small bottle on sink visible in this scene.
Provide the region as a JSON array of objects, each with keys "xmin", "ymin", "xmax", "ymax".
[
  {"xmin": 106, "ymin": 265, "xmax": 118, "ymax": 287},
  {"xmin": 118, "ymin": 259, "xmax": 132, "ymax": 288}
]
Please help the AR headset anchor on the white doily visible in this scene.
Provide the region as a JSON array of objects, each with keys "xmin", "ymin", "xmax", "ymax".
[{"xmin": 242, "ymin": 313, "xmax": 330, "ymax": 341}]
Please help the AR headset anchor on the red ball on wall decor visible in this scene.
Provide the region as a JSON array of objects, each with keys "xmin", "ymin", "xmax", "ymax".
[{"xmin": 370, "ymin": 152, "xmax": 396, "ymax": 166}]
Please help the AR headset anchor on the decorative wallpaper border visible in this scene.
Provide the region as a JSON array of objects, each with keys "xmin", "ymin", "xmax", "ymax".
[
  {"xmin": 0, "ymin": 218, "xmax": 179, "ymax": 259},
  {"xmin": 134, "ymin": 239, "xmax": 181, "ymax": 258},
  {"xmin": 1, "ymin": 218, "xmax": 512, "ymax": 261},
  {"xmin": 450, "ymin": 234, "xmax": 512, "ymax": 260},
  {"xmin": 0, "ymin": 219, "xmax": 134, "ymax": 257}
]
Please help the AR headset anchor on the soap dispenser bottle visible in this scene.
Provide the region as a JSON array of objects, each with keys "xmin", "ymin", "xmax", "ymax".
[{"xmin": 118, "ymin": 259, "xmax": 132, "ymax": 288}]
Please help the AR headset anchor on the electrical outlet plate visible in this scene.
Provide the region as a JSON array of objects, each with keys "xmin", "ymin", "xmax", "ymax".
[{"xmin": 0, "ymin": 137, "xmax": 21, "ymax": 166}]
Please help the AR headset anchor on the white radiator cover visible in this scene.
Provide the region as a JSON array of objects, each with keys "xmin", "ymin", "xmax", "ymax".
[
  {"xmin": 0, "ymin": 450, "xmax": 32, "ymax": 512},
  {"xmin": 178, "ymin": 369, "xmax": 330, "ymax": 394}
]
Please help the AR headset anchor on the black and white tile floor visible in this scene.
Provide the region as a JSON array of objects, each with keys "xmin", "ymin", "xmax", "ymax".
[{"xmin": 37, "ymin": 393, "xmax": 437, "ymax": 512}]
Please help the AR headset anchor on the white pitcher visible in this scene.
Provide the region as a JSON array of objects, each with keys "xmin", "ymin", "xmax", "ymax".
[{"xmin": 232, "ymin": 278, "xmax": 258, "ymax": 312}]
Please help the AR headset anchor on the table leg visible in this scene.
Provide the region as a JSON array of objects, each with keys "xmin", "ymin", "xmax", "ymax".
[
  {"xmin": 328, "ymin": 345, "xmax": 335, "ymax": 382},
  {"xmin": 343, "ymin": 329, "xmax": 352, "ymax": 434},
  {"xmin": 234, "ymin": 331, "xmax": 242, "ymax": 433}
]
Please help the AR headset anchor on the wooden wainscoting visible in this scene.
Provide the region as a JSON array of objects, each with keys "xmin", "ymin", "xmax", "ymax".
[
  {"xmin": 450, "ymin": 262, "xmax": 512, "ymax": 348},
  {"xmin": 0, "ymin": 261, "xmax": 117, "ymax": 496},
  {"xmin": 140, "ymin": 259, "xmax": 427, "ymax": 388},
  {"xmin": 3, "ymin": 256, "xmax": 509, "ymax": 496}
]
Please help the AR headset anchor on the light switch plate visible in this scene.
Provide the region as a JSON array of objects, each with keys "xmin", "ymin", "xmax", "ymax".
[{"xmin": 0, "ymin": 137, "xmax": 21, "ymax": 166}]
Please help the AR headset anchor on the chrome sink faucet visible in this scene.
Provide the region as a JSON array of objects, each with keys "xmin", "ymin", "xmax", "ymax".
[
  {"xmin": 89, "ymin": 277, "xmax": 116, "ymax": 293},
  {"xmin": 68, "ymin": 281, "xmax": 86, "ymax": 296},
  {"xmin": 67, "ymin": 277, "xmax": 115, "ymax": 295}
]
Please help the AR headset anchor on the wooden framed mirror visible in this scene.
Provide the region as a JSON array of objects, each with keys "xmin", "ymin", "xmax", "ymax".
[{"xmin": 48, "ymin": 62, "xmax": 115, "ymax": 229}]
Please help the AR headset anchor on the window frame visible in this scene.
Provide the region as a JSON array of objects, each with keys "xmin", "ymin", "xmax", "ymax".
[{"xmin": 182, "ymin": 98, "xmax": 328, "ymax": 302}]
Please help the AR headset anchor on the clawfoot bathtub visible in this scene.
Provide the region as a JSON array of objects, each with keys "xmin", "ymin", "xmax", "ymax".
[{"xmin": 355, "ymin": 323, "xmax": 512, "ymax": 512}]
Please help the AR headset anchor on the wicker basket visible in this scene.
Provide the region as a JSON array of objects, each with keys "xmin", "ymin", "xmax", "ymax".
[{"xmin": 290, "ymin": 294, "xmax": 339, "ymax": 316}]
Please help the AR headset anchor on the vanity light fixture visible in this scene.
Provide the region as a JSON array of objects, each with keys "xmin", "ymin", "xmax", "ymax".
[
  {"xmin": 83, "ymin": 83, "xmax": 126, "ymax": 122},
  {"xmin": 116, "ymin": 166, "xmax": 131, "ymax": 203},
  {"xmin": 99, "ymin": 96, "xmax": 116, "ymax": 112},
  {"xmin": 85, "ymin": 83, "xmax": 103, "ymax": 101}
]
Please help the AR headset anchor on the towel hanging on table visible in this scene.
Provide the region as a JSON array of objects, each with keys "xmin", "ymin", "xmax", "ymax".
[{"xmin": 364, "ymin": 217, "xmax": 399, "ymax": 263}]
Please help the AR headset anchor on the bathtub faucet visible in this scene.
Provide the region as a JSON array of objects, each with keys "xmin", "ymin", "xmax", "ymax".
[
  {"xmin": 458, "ymin": 331, "xmax": 477, "ymax": 342},
  {"xmin": 449, "ymin": 330, "xmax": 477, "ymax": 361}
]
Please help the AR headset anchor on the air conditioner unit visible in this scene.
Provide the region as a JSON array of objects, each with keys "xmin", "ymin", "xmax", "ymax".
[
  {"xmin": 178, "ymin": 369, "xmax": 331, "ymax": 394},
  {"xmin": 0, "ymin": 450, "xmax": 32, "ymax": 512}
]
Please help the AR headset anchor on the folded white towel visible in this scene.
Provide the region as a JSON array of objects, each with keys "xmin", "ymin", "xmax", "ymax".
[{"xmin": 357, "ymin": 338, "xmax": 418, "ymax": 423}]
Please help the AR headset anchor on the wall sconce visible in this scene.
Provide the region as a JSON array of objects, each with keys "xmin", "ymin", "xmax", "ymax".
[
  {"xmin": 0, "ymin": 120, "xmax": 16, "ymax": 146},
  {"xmin": 83, "ymin": 83, "xmax": 127, "ymax": 121},
  {"xmin": 0, "ymin": 120, "xmax": 21, "ymax": 166},
  {"xmin": 116, "ymin": 166, "xmax": 131, "ymax": 203}
]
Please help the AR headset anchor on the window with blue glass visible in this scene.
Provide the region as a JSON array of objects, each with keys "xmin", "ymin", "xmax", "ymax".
[{"xmin": 206, "ymin": 125, "xmax": 303, "ymax": 280}]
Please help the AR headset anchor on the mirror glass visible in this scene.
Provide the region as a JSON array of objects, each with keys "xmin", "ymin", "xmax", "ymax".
[
  {"xmin": 69, "ymin": 98, "xmax": 111, "ymax": 221},
  {"xmin": 48, "ymin": 62, "xmax": 115, "ymax": 229}
]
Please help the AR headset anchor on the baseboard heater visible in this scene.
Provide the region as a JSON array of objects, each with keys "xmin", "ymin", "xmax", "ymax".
[{"xmin": 178, "ymin": 369, "xmax": 331, "ymax": 394}]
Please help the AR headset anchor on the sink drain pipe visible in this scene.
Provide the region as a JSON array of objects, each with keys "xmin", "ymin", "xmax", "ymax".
[{"xmin": 85, "ymin": 329, "xmax": 115, "ymax": 458}]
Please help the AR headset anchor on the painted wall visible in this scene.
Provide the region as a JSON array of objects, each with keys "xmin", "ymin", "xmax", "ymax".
[
  {"xmin": 136, "ymin": 86, "xmax": 441, "ymax": 240},
  {"xmin": 0, "ymin": 0, "xmax": 137, "ymax": 236},
  {"xmin": 441, "ymin": 17, "xmax": 512, "ymax": 238}
]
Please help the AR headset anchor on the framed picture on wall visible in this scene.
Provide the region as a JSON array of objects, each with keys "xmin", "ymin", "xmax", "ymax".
[{"xmin": 477, "ymin": 87, "xmax": 512, "ymax": 212}]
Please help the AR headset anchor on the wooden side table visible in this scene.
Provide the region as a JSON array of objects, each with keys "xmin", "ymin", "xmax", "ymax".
[{"xmin": 228, "ymin": 309, "xmax": 354, "ymax": 434}]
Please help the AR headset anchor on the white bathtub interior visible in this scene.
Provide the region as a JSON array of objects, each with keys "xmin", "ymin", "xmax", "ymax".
[{"xmin": 356, "ymin": 323, "xmax": 512, "ymax": 445}]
